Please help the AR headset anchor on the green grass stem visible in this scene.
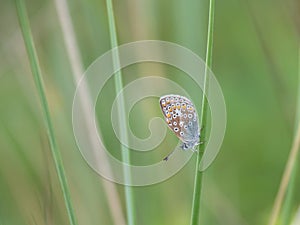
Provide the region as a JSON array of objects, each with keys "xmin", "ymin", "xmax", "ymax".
[
  {"xmin": 280, "ymin": 164, "xmax": 298, "ymax": 225},
  {"xmin": 268, "ymin": 120, "xmax": 300, "ymax": 225},
  {"xmin": 268, "ymin": 49, "xmax": 300, "ymax": 225},
  {"xmin": 106, "ymin": 0, "xmax": 136, "ymax": 225},
  {"xmin": 53, "ymin": 0, "xmax": 126, "ymax": 223},
  {"xmin": 15, "ymin": 1, "xmax": 78, "ymax": 225},
  {"xmin": 279, "ymin": 45, "xmax": 300, "ymax": 225},
  {"xmin": 190, "ymin": 0, "xmax": 215, "ymax": 225}
]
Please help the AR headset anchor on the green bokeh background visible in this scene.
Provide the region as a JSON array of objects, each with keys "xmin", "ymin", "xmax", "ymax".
[{"xmin": 1, "ymin": 0, "xmax": 300, "ymax": 224}]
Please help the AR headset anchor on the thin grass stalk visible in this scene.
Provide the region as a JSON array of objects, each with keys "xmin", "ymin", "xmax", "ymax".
[
  {"xmin": 269, "ymin": 109, "xmax": 300, "ymax": 225},
  {"xmin": 190, "ymin": 0, "xmax": 215, "ymax": 225},
  {"xmin": 268, "ymin": 121, "xmax": 300, "ymax": 225},
  {"xmin": 15, "ymin": 1, "xmax": 78, "ymax": 225},
  {"xmin": 280, "ymin": 164, "xmax": 297, "ymax": 225},
  {"xmin": 53, "ymin": 0, "xmax": 126, "ymax": 224},
  {"xmin": 268, "ymin": 48, "xmax": 300, "ymax": 225},
  {"xmin": 106, "ymin": 1, "xmax": 136, "ymax": 225},
  {"xmin": 291, "ymin": 206, "xmax": 300, "ymax": 225},
  {"xmin": 279, "ymin": 45, "xmax": 300, "ymax": 225}
]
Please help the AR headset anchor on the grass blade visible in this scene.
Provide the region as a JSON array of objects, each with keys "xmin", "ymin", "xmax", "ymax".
[
  {"xmin": 268, "ymin": 120, "xmax": 300, "ymax": 225},
  {"xmin": 268, "ymin": 45, "xmax": 300, "ymax": 225},
  {"xmin": 53, "ymin": 0, "xmax": 126, "ymax": 224},
  {"xmin": 190, "ymin": 0, "xmax": 215, "ymax": 225},
  {"xmin": 106, "ymin": 0, "xmax": 136, "ymax": 225},
  {"xmin": 280, "ymin": 46, "xmax": 300, "ymax": 225},
  {"xmin": 15, "ymin": 1, "xmax": 78, "ymax": 224},
  {"xmin": 291, "ymin": 206, "xmax": 300, "ymax": 225},
  {"xmin": 280, "ymin": 165, "xmax": 298, "ymax": 225}
]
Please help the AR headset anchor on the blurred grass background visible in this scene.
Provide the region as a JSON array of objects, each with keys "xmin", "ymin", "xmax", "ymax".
[{"xmin": 1, "ymin": 0, "xmax": 300, "ymax": 224}]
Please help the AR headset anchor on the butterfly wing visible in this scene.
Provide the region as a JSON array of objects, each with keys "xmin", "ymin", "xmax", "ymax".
[
  {"xmin": 159, "ymin": 95, "xmax": 200, "ymax": 145},
  {"xmin": 159, "ymin": 95, "xmax": 184, "ymax": 142},
  {"xmin": 178, "ymin": 96, "xmax": 199, "ymax": 142}
]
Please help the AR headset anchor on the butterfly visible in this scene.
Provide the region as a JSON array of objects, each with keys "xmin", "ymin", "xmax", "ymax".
[{"xmin": 159, "ymin": 94, "xmax": 201, "ymax": 160}]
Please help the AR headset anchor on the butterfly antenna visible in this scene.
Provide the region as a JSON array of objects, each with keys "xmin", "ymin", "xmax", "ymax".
[{"xmin": 163, "ymin": 148, "xmax": 177, "ymax": 161}]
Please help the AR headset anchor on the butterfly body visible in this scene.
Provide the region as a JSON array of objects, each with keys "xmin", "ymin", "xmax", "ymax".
[{"xmin": 159, "ymin": 94, "xmax": 200, "ymax": 158}]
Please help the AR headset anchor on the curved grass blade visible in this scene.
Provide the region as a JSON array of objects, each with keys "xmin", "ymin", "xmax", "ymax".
[
  {"xmin": 190, "ymin": 0, "xmax": 215, "ymax": 224},
  {"xmin": 15, "ymin": 1, "xmax": 78, "ymax": 224}
]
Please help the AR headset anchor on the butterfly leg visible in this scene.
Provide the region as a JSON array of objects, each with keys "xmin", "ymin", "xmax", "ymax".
[
  {"xmin": 163, "ymin": 148, "xmax": 177, "ymax": 161},
  {"xmin": 181, "ymin": 142, "xmax": 189, "ymax": 151},
  {"xmin": 198, "ymin": 140, "xmax": 204, "ymax": 145},
  {"xmin": 191, "ymin": 147, "xmax": 198, "ymax": 153}
]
